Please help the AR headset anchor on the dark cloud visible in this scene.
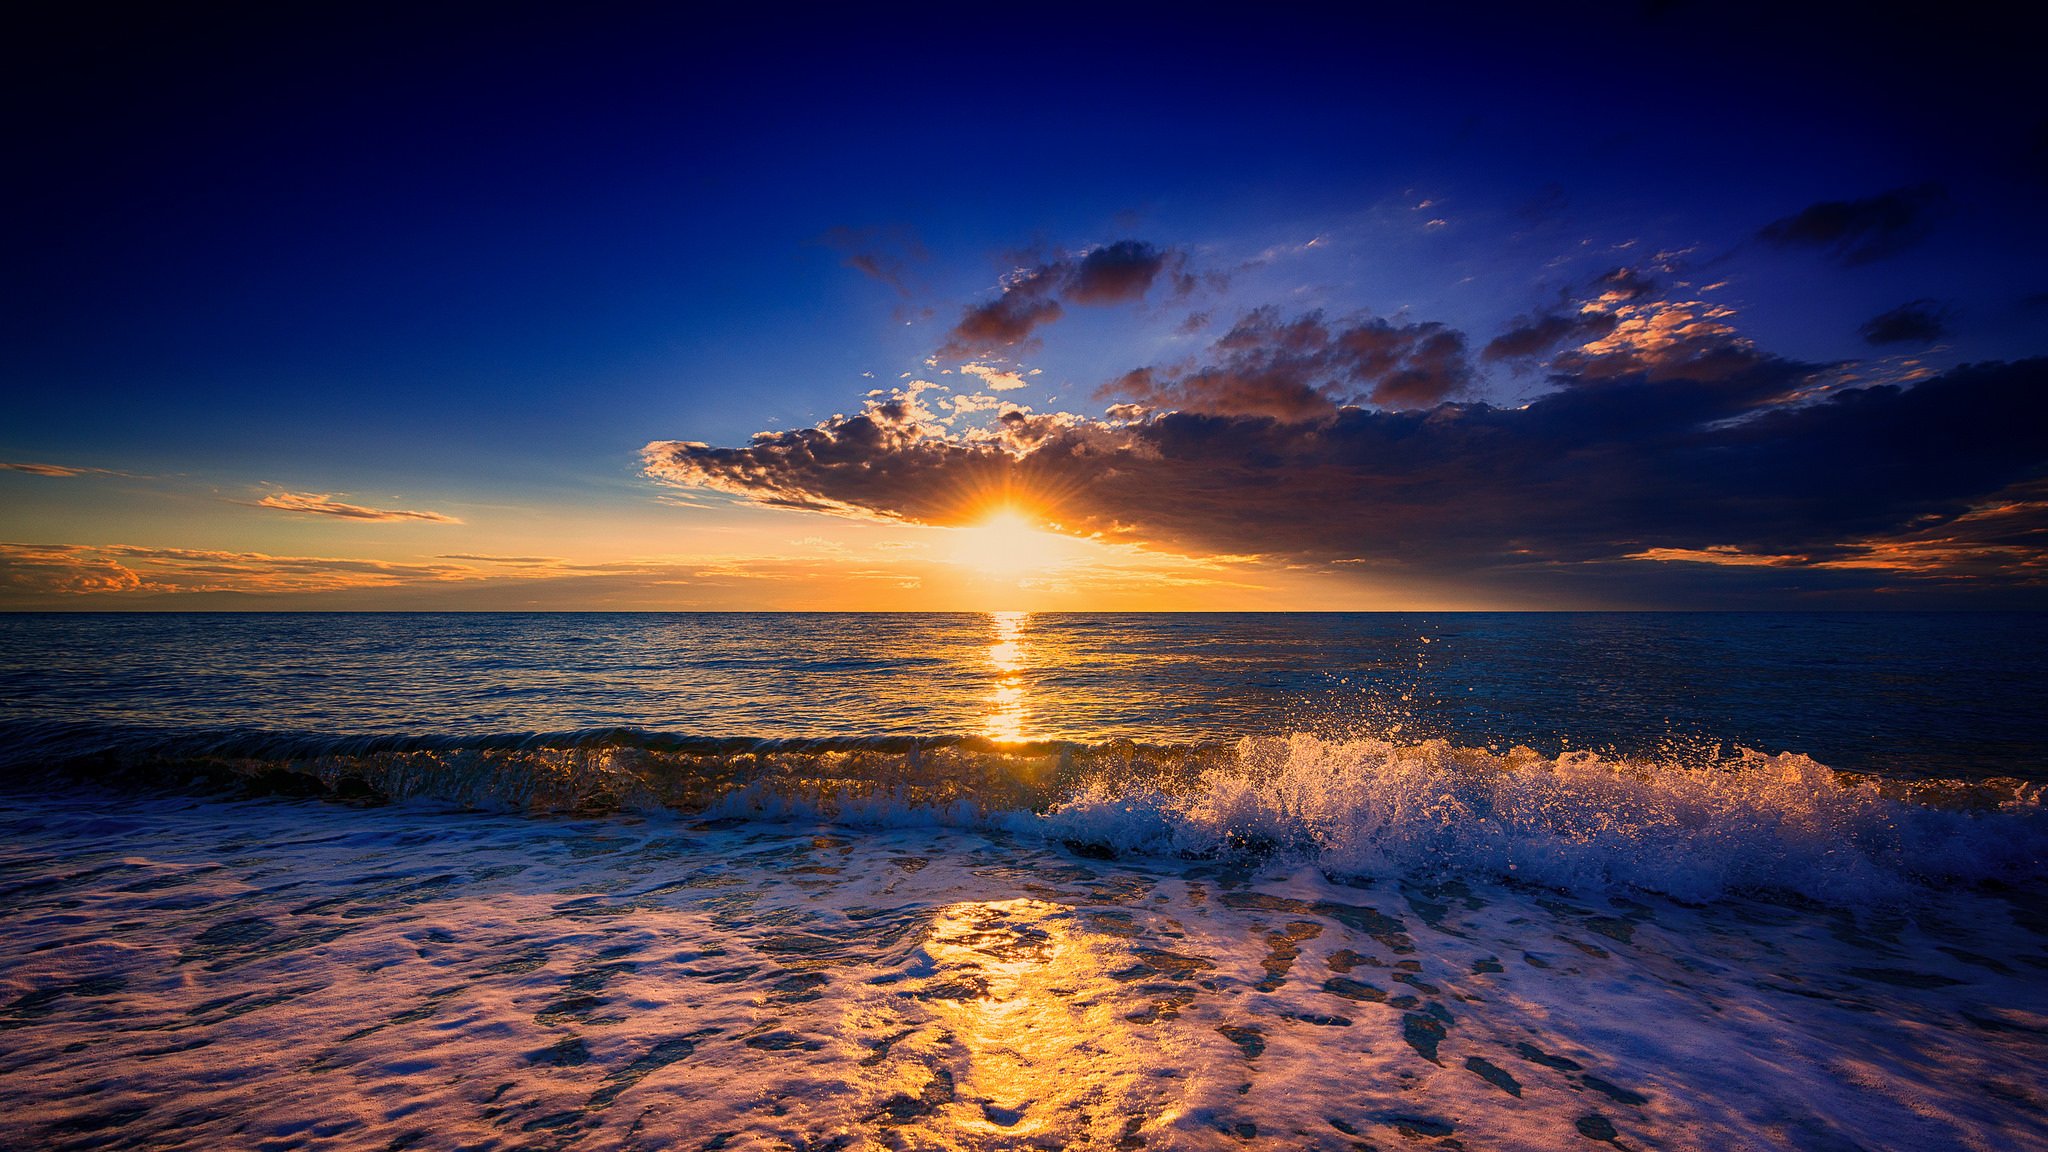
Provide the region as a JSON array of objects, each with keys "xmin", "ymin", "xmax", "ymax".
[
  {"xmin": 939, "ymin": 241, "xmax": 1178, "ymax": 357},
  {"xmin": 645, "ymin": 359, "xmax": 2048, "ymax": 601},
  {"xmin": 1859, "ymin": 299, "xmax": 1950, "ymax": 346},
  {"xmin": 1483, "ymin": 311, "xmax": 1619, "ymax": 362},
  {"xmin": 1061, "ymin": 240, "xmax": 1169, "ymax": 304},
  {"xmin": 1593, "ymin": 266, "xmax": 1659, "ymax": 301},
  {"xmin": 1096, "ymin": 307, "xmax": 1473, "ymax": 417},
  {"xmin": 941, "ymin": 289, "xmax": 1064, "ymax": 357},
  {"xmin": 1756, "ymin": 184, "xmax": 1944, "ymax": 266}
]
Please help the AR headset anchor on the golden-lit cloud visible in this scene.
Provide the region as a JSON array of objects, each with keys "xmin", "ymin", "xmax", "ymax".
[
  {"xmin": 0, "ymin": 528, "xmax": 1295, "ymax": 611},
  {"xmin": 435, "ymin": 554, "xmax": 568, "ymax": 566},
  {"xmin": 251, "ymin": 491, "xmax": 461, "ymax": 523},
  {"xmin": 1624, "ymin": 546, "xmax": 1808, "ymax": 567},
  {"xmin": 945, "ymin": 393, "xmax": 1016, "ymax": 418},
  {"xmin": 958, "ymin": 362, "xmax": 1035, "ymax": 392},
  {"xmin": 1, "ymin": 461, "xmax": 125, "ymax": 478},
  {"xmin": 1626, "ymin": 485, "xmax": 2048, "ymax": 586},
  {"xmin": 0, "ymin": 543, "xmax": 482, "ymax": 597}
]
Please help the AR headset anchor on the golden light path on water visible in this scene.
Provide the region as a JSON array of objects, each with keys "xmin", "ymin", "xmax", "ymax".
[
  {"xmin": 951, "ymin": 615, "xmax": 1187, "ymax": 1137},
  {"xmin": 982, "ymin": 611, "xmax": 1031, "ymax": 743},
  {"xmin": 913, "ymin": 897, "xmax": 1178, "ymax": 1139}
]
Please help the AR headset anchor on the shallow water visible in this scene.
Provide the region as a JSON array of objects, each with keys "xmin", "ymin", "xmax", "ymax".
[
  {"xmin": 2, "ymin": 612, "xmax": 2044, "ymax": 1149},
  {"xmin": 3, "ymin": 792, "xmax": 2044, "ymax": 1151}
]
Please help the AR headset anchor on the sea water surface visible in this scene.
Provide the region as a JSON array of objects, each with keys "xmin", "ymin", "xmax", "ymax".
[{"xmin": 2, "ymin": 612, "xmax": 2045, "ymax": 1150}]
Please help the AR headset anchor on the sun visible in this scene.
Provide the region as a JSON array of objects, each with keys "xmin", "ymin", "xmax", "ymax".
[{"xmin": 944, "ymin": 507, "xmax": 1063, "ymax": 579}]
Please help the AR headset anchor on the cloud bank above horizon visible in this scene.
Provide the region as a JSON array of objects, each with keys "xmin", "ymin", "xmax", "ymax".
[{"xmin": 646, "ymin": 232, "xmax": 2048, "ymax": 605}]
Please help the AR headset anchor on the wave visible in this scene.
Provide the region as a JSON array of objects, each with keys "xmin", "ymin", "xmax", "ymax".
[{"xmin": 3, "ymin": 720, "xmax": 2042, "ymax": 903}]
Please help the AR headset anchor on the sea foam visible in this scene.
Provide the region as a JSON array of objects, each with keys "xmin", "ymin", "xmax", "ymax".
[
  {"xmin": 1026, "ymin": 735, "xmax": 2046, "ymax": 902},
  {"xmin": 13, "ymin": 721, "xmax": 2035, "ymax": 903}
]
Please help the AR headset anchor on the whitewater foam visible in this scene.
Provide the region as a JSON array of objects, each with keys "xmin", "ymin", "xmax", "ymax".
[
  {"xmin": 10, "ymin": 723, "xmax": 2041, "ymax": 903},
  {"xmin": 4, "ymin": 788, "xmax": 2046, "ymax": 1151}
]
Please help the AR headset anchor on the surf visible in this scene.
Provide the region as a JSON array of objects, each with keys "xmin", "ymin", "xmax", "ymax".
[{"xmin": 9, "ymin": 720, "xmax": 2041, "ymax": 904}]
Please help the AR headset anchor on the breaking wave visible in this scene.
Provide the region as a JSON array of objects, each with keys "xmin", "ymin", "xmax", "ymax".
[{"xmin": 4, "ymin": 721, "xmax": 2041, "ymax": 903}]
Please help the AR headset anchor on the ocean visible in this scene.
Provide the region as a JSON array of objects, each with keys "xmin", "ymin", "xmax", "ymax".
[{"xmin": 2, "ymin": 612, "xmax": 2044, "ymax": 1150}]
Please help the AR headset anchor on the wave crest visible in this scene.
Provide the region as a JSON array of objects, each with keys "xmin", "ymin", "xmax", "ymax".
[
  {"xmin": 1032, "ymin": 735, "xmax": 2043, "ymax": 902},
  {"xmin": 6, "ymin": 722, "xmax": 2040, "ymax": 902}
]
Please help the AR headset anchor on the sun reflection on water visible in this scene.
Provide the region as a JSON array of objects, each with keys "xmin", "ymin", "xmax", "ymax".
[
  {"xmin": 982, "ymin": 611, "xmax": 1030, "ymax": 742},
  {"xmin": 915, "ymin": 897, "xmax": 1162, "ymax": 1138}
]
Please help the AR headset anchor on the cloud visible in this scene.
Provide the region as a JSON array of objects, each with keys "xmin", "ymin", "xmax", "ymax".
[
  {"xmin": 1479, "ymin": 263, "xmax": 1765, "ymax": 385},
  {"xmin": 1756, "ymin": 184, "xmax": 1945, "ymax": 266},
  {"xmin": 946, "ymin": 393, "xmax": 1018, "ymax": 417},
  {"xmin": 940, "ymin": 282, "xmax": 1064, "ymax": 357},
  {"xmin": 1060, "ymin": 240, "xmax": 1170, "ymax": 304},
  {"xmin": 1, "ymin": 524, "xmax": 1267, "ymax": 610},
  {"xmin": 958, "ymin": 362, "xmax": 1032, "ymax": 391},
  {"xmin": 0, "ymin": 542, "xmax": 926, "ymax": 605},
  {"xmin": 1556, "ymin": 297, "xmax": 1760, "ymax": 382},
  {"xmin": 1484, "ymin": 265, "xmax": 1678, "ymax": 366},
  {"xmin": 1591, "ymin": 266, "xmax": 1659, "ymax": 303},
  {"xmin": 817, "ymin": 225, "xmax": 927, "ymax": 294},
  {"xmin": 0, "ymin": 543, "xmax": 483, "ymax": 597},
  {"xmin": 1096, "ymin": 307, "xmax": 1473, "ymax": 417},
  {"xmin": 644, "ymin": 358, "xmax": 2048, "ymax": 601},
  {"xmin": 939, "ymin": 240, "xmax": 1178, "ymax": 357},
  {"xmin": 1, "ymin": 461, "xmax": 123, "ymax": 477},
  {"xmin": 436, "ymin": 554, "xmax": 566, "ymax": 566},
  {"xmin": 0, "ymin": 543, "xmax": 150, "ymax": 594},
  {"xmin": 252, "ymin": 491, "xmax": 460, "ymax": 523},
  {"xmin": 1482, "ymin": 311, "xmax": 1619, "ymax": 362},
  {"xmin": 1859, "ymin": 299, "xmax": 1950, "ymax": 346},
  {"xmin": 1627, "ymin": 481, "xmax": 2048, "ymax": 584}
]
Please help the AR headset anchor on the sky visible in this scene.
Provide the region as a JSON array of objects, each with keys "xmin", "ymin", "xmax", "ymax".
[{"xmin": 3, "ymin": 3, "xmax": 2045, "ymax": 610}]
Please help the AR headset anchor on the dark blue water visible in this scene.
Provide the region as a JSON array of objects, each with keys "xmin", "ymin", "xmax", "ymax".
[{"xmin": 1, "ymin": 612, "xmax": 2041, "ymax": 781}]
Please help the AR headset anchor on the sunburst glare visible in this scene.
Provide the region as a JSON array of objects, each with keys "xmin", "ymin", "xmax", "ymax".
[{"xmin": 943, "ymin": 508, "xmax": 1069, "ymax": 581}]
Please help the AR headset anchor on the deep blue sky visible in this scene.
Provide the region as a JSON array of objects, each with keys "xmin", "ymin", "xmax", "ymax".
[{"xmin": 4, "ymin": 4, "xmax": 2044, "ymax": 608}]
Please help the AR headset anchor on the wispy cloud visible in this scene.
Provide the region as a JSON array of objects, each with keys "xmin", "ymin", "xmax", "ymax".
[
  {"xmin": 0, "ymin": 543, "xmax": 483, "ymax": 597},
  {"xmin": 1756, "ymin": 184, "xmax": 1945, "ymax": 266},
  {"xmin": 435, "ymin": 554, "xmax": 566, "ymax": 566},
  {"xmin": 251, "ymin": 491, "xmax": 460, "ymax": 523},
  {"xmin": 0, "ymin": 537, "xmax": 1260, "ymax": 610},
  {"xmin": 1, "ymin": 461, "xmax": 125, "ymax": 478}
]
